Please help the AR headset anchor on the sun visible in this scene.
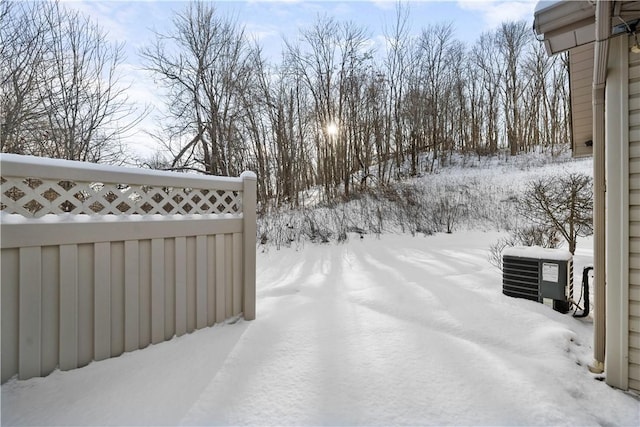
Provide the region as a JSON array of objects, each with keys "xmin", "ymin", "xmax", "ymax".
[{"xmin": 326, "ymin": 122, "xmax": 339, "ymax": 136}]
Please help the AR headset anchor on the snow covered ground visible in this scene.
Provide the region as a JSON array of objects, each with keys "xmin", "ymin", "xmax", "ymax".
[{"xmin": 2, "ymin": 231, "xmax": 639, "ymax": 426}]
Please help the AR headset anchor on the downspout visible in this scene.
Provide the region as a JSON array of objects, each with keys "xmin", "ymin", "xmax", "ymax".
[
  {"xmin": 590, "ymin": 0, "xmax": 610, "ymax": 374},
  {"xmin": 604, "ymin": 33, "xmax": 630, "ymax": 390}
]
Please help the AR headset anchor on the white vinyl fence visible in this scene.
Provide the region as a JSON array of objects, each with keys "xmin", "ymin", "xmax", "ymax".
[{"xmin": 0, "ymin": 154, "xmax": 257, "ymax": 383}]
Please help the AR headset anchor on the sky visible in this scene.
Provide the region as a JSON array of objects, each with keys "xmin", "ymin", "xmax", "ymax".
[
  {"xmin": 59, "ymin": 0, "xmax": 539, "ymax": 160},
  {"xmin": 63, "ymin": 0, "xmax": 539, "ymax": 54}
]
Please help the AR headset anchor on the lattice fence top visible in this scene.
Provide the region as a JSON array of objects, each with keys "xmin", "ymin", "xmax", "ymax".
[{"xmin": 1, "ymin": 176, "xmax": 242, "ymax": 217}]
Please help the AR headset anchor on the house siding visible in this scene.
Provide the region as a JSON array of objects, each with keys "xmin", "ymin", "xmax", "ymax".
[
  {"xmin": 570, "ymin": 43, "xmax": 594, "ymax": 157},
  {"xmin": 628, "ymin": 42, "xmax": 640, "ymax": 392}
]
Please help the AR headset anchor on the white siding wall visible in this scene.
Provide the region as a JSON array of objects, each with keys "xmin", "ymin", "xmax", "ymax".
[{"xmin": 628, "ymin": 38, "xmax": 640, "ymax": 392}]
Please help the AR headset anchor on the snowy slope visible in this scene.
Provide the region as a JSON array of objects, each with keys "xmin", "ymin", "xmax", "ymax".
[
  {"xmin": 257, "ymin": 153, "xmax": 594, "ymax": 248},
  {"xmin": 2, "ymin": 232, "xmax": 638, "ymax": 426}
]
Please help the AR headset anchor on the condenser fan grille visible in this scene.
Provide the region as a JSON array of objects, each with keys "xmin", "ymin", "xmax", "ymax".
[{"xmin": 503, "ymin": 256, "xmax": 541, "ymax": 301}]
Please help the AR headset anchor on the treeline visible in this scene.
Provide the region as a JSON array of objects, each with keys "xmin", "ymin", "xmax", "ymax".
[{"xmin": 1, "ymin": 1, "xmax": 570, "ymax": 207}]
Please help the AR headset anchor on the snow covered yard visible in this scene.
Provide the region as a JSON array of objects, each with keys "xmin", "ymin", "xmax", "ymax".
[{"xmin": 2, "ymin": 231, "xmax": 639, "ymax": 426}]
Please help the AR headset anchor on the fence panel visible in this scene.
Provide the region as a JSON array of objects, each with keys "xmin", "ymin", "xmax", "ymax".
[{"xmin": 0, "ymin": 154, "xmax": 256, "ymax": 383}]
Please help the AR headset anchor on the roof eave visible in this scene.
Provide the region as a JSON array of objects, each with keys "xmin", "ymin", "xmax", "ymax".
[{"xmin": 534, "ymin": 0, "xmax": 597, "ymax": 55}]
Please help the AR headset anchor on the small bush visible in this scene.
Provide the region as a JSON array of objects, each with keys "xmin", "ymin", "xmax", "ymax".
[{"xmin": 488, "ymin": 225, "xmax": 560, "ymax": 270}]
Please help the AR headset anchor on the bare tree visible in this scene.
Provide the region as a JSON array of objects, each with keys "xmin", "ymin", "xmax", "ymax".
[
  {"xmin": 518, "ymin": 172, "xmax": 593, "ymax": 254},
  {"xmin": 415, "ymin": 23, "xmax": 458, "ymax": 171},
  {"xmin": 1, "ymin": 0, "xmax": 143, "ymax": 163},
  {"xmin": 141, "ymin": 1, "xmax": 254, "ymax": 176},
  {"xmin": 473, "ymin": 31, "xmax": 503, "ymax": 155},
  {"xmin": 0, "ymin": 1, "xmax": 48, "ymax": 154},
  {"xmin": 497, "ymin": 21, "xmax": 530, "ymax": 156},
  {"xmin": 383, "ymin": 2, "xmax": 412, "ymax": 182},
  {"xmin": 238, "ymin": 42, "xmax": 274, "ymax": 206},
  {"xmin": 464, "ymin": 48, "xmax": 483, "ymax": 157}
]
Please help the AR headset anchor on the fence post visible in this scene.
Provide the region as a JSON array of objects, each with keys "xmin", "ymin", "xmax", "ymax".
[{"xmin": 241, "ymin": 171, "xmax": 257, "ymax": 320}]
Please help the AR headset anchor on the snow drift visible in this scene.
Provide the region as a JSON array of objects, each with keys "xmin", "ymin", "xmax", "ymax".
[{"xmin": 2, "ymin": 232, "xmax": 638, "ymax": 426}]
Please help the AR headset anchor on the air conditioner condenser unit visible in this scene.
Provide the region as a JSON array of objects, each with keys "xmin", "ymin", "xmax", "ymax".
[{"xmin": 502, "ymin": 247, "xmax": 573, "ymax": 313}]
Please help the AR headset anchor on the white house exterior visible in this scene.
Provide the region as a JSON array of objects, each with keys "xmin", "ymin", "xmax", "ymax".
[{"xmin": 535, "ymin": 0, "xmax": 640, "ymax": 393}]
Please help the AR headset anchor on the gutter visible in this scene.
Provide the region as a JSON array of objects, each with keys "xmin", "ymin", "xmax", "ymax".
[{"xmin": 590, "ymin": 0, "xmax": 610, "ymax": 374}]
